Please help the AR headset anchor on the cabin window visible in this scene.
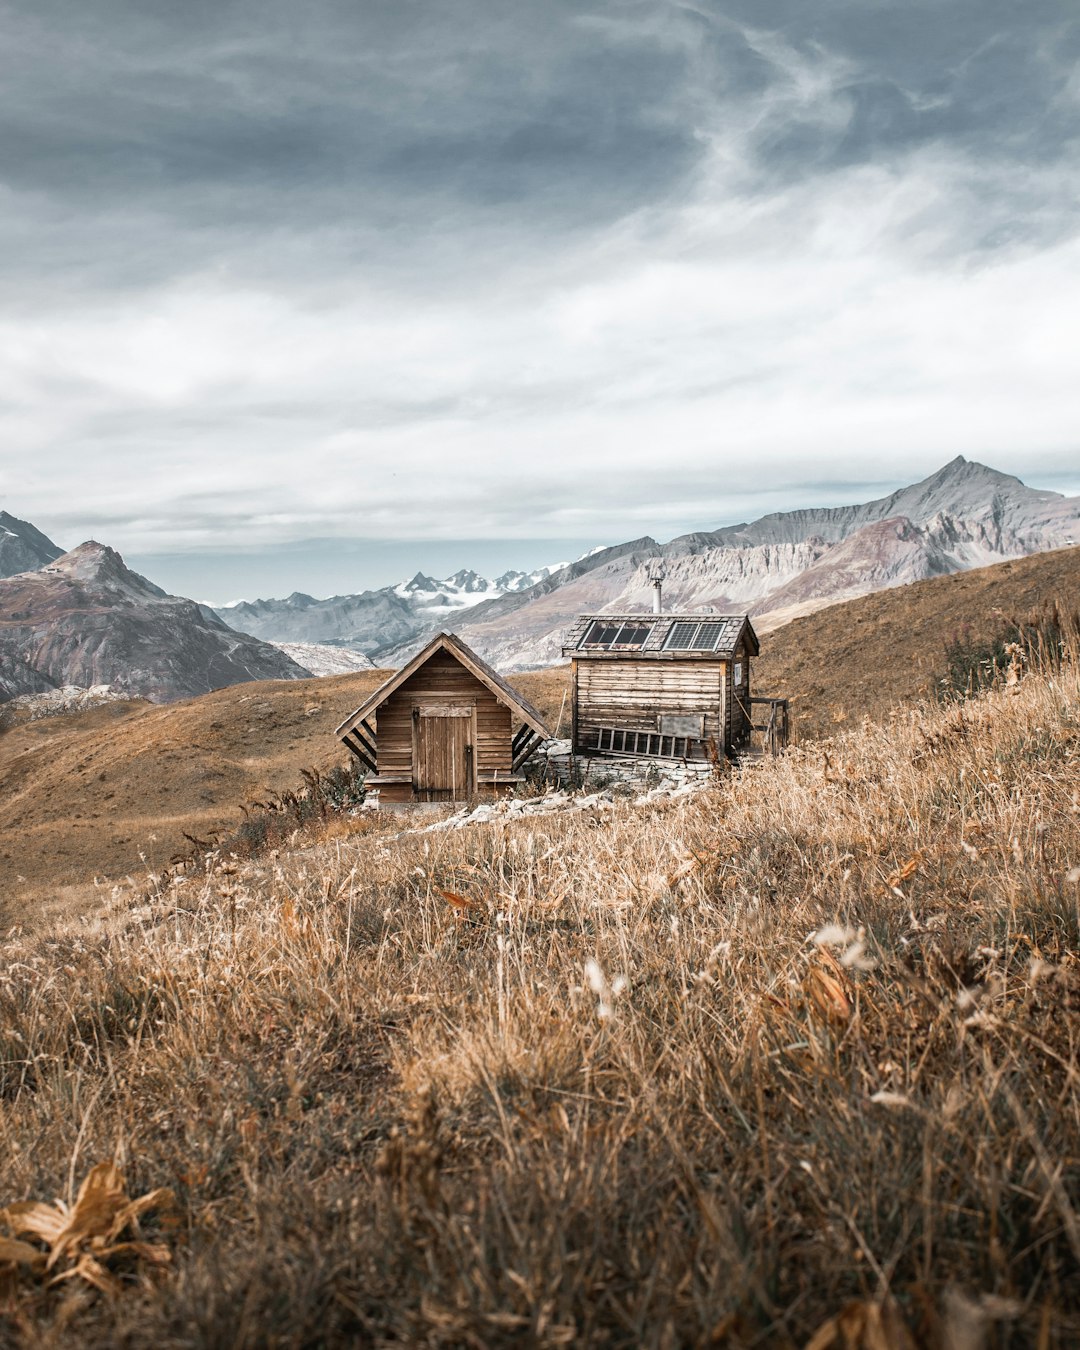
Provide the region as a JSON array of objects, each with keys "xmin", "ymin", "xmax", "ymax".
[
  {"xmin": 734, "ymin": 662, "xmax": 744, "ymax": 685},
  {"xmin": 580, "ymin": 620, "xmax": 651, "ymax": 649},
  {"xmin": 664, "ymin": 620, "xmax": 726, "ymax": 651}
]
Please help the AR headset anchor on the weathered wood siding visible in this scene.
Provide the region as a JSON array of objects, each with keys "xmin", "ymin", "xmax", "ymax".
[
  {"xmin": 574, "ymin": 657, "xmax": 730, "ymax": 753},
  {"xmin": 730, "ymin": 642, "xmax": 752, "ymax": 748},
  {"xmin": 375, "ymin": 649, "xmax": 513, "ymax": 798}
]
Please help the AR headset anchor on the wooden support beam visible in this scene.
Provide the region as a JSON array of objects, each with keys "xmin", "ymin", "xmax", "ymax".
[
  {"xmin": 511, "ymin": 723, "xmax": 536, "ymax": 758},
  {"xmin": 511, "ymin": 730, "xmax": 544, "ymax": 772},
  {"xmin": 342, "ymin": 731, "xmax": 376, "ymax": 774},
  {"xmin": 350, "ymin": 725, "xmax": 377, "ymax": 763}
]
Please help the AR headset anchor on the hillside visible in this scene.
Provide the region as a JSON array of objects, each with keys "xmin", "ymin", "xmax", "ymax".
[
  {"xmin": 0, "ymin": 665, "xmax": 563, "ymax": 924},
  {"xmin": 0, "ymin": 669, "xmax": 386, "ymax": 922},
  {"xmin": 756, "ymin": 542, "xmax": 1080, "ymax": 740},
  {"xmin": 0, "ymin": 644, "xmax": 1077, "ymax": 1344},
  {"xmin": 4, "ymin": 547, "xmax": 1076, "ymax": 921}
]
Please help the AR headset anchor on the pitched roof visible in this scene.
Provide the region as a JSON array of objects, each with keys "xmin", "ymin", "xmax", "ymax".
[
  {"xmin": 335, "ymin": 631, "xmax": 551, "ymax": 740},
  {"xmin": 562, "ymin": 613, "xmax": 759, "ymax": 659}
]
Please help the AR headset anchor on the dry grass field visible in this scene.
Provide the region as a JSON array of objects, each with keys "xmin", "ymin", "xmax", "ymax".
[
  {"xmin": 3, "ymin": 547, "xmax": 1075, "ymax": 927},
  {"xmin": 0, "ymin": 668, "xmax": 566, "ymax": 926},
  {"xmin": 1, "ymin": 636, "xmax": 1078, "ymax": 1344}
]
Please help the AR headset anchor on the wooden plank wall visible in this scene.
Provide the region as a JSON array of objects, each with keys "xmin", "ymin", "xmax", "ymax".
[
  {"xmin": 731, "ymin": 642, "xmax": 752, "ymax": 748},
  {"xmin": 575, "ymin": 658, "xmax": 728, "ymax": 750},
  {"xmin": 375, "ymin": 651, "xmax": 513, "ymax": 790}
]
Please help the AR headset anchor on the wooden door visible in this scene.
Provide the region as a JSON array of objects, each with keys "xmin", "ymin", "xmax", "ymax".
[{"xmin": 414, "ymin": 704, "xmax": 474, "ymax": 801}]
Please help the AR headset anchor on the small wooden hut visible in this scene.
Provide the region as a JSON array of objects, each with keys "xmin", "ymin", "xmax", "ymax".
[
  {"xmin": 336, "ymin": 632, "xmax": 550, "ymax": 804},
  {"xmin": 562, "ymin": 612, "xmax": 786, "ymax": 760}
]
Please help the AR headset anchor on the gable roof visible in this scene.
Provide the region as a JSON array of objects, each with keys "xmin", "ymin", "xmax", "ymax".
[
  {"xmin": 335, "ymin": 631, "xmax": 551, "ymax": 740},
  {"xmin": 562, "ymin": 613, "xmax": 759, "ymax": 659}
]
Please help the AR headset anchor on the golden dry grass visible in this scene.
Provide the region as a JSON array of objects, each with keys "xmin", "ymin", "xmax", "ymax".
[
  {"xmin": 1, "ymin": 644, "xmax": 1078, "ymax": 1345},
  {"xmin": 756, "ymin": 543, "xmax": 1080, "ymax": 739}
]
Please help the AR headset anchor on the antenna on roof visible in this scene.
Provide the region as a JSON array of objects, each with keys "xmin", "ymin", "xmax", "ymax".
[{"xmin": 645, "ymin": 558, "xmax": 666, "ymax": 614}]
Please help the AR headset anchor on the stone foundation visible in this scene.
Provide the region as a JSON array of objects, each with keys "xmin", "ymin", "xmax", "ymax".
[{"xmin": 527, "ymin": 738, "xmax": 717, "ymax": 793}]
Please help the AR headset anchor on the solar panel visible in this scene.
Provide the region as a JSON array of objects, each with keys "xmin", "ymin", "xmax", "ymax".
[
  {"xmin": 695, "ymin": 622, "xmax": 724, "ymax": 650},
  {"xmin": 579, "ymin": 619, "xmax": 654, "ymax": 649},
  {"xmin": 615, "ymin": 623, "xmax": 650, "ymax": 647},
  {"xmin": 664, "ymin": 621, "xmax": 700, "ymax": 650},
  {"xmin": 664, "ymin": 620, "xmax": 728, "ymax": 651},
  {"xmin": 582, "ymin": 620, "xmax": 621, "ymax": 645}
]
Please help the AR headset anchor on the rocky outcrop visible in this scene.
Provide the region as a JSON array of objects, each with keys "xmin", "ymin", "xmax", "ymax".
[
  {"xmin": 0, "ymin": 542, "xmax": 311, "ymax": 703},
  {"xmin": 0, "ymin": 511, "xmax": 63, "ymax": 578},
  {"xmin": 269, "ymin": 642, "xmax": 375, "ymax": 676}
]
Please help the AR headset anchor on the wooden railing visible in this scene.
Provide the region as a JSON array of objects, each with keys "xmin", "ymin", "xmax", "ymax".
[{"xmin": 747, "ymin": 696, "xmax": 790, "ymax": 757}]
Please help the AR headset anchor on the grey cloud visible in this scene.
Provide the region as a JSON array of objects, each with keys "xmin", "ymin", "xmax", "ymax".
[{"xmin": 1, "ymin": 0, "xmax": 1075, "ymax": 308}]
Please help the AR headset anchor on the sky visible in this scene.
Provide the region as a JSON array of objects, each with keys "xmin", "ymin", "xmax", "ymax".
[{"xmin": 1, "ymin": 0, "xmax": 1078, "ymax": 601}]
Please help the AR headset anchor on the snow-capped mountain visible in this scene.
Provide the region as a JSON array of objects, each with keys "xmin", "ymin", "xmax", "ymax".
[
  {"xmin": 210, "ymin": 458, "xmax": 1079, "ymax": 670},
  {"xmin": 214, "ymin": 559, "xmax": 586, "ymax": 655}
]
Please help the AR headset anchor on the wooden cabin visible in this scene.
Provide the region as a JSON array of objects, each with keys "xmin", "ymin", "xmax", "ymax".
[
  {"xmin": 335, "ymin": 632, "xmax": 550, "ymax": 804},
  {"xmin": 562, "ymin": 612, "xmax": 769, "ymax": 760}
]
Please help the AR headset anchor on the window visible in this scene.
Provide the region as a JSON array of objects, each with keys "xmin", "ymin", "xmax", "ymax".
[
  {"xmin": 580, "ymin": 620, "xmax": 651, "ymax": 649},
  {"xmin": 663, "ymin": 620, "xmax": 727, "ymax": 651}
]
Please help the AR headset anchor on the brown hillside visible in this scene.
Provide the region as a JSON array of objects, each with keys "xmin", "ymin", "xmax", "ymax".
[
  {"xmin": 755, "ymin": 544, "xmax": 1080, "ymax": 741},
  {"xmin": 0, "ymin": 666, "xmax": 566, "ymax": 923},
  {"xmin": 0, "ymin": 670, "xmax": 387, "ymax": 921}
]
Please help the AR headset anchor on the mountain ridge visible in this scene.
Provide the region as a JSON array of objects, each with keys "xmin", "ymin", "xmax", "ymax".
[{"xmin": 0, "ymin": 510, "xmax": 64, "ymax": 578}]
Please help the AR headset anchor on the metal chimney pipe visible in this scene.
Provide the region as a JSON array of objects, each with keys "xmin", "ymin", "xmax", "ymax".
[{"xmin": 646, "ymin": 559, "xmax": 666, "ymax": 614}]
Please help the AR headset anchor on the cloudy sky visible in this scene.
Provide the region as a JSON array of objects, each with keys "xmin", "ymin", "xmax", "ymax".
[{"xmin": 1, "ymin": 0, "xmax": 1078, "ymax": 599}]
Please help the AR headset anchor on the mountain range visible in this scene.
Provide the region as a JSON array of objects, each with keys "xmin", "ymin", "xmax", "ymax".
[
  {"xmin": 215, "ymin": 457, "xmax": 1080, "ymax": 669},
  {"xmin": 3, "ymin": 457, "xmax": 1077, "ymax": 698},
  {"xmin": 211, "ymin": 561, "xmax": 576, "ymax": 655}
]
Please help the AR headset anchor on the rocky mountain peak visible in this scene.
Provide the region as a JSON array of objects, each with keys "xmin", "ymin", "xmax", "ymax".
[
  {"xmin": 402, "ymin": 571, "xmax": 440, "ymax": 593},
  {"xmin": 44, "ymin": 541, "xmax": 168, "ymax": 599}
]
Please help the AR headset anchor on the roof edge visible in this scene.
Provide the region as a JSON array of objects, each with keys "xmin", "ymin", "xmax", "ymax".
[{"xmin": 336, "ymin": 631, "xmax": 551, "ymax": 740}]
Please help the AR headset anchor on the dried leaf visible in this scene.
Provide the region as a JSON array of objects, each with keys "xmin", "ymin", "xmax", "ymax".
[
  {"xmin": 806, "ymin": 964, "xmax": 851, "ymax": 1022},
  {"xmin": 0, "ymin": 1235, "xmax": 46, "ymax": 1270},
  {"xmin": 805, "ymin": 1299, "xmax": 917, "ymax": 1350},
  {"xmin": 886, "ymin": 855, "xmax": 920, "ymax": 889},
  {"xmin": 2, "ymin": 1161, "xmax": 174, "ymax": 1294},
  {"xmin": 48, "ymin": 1162, "xmax": 129, "ymax": 1268},
  {"xmin": 440, "ymin": 888, "xmax": 478, "ymax": 913},
  {"xmin": 4, "ymin": 1200, "xmax": 69, "ymax": 1246}
]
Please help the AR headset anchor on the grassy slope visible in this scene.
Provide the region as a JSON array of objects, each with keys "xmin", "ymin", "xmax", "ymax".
[
  {"xmin": 2, "ymin": 545, "xmax": 1076, "ymax": 922},
  {"xmin": 0, "ymin": 651, "xmax": 1077, "ymax": 1344},
  {"xmin": 0, "ymin": 667, "xmax": 568, "ymax": 923},
  {"xmin": 755, "ymin": 543, "xmax": 1080, "ymax": 740}
]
